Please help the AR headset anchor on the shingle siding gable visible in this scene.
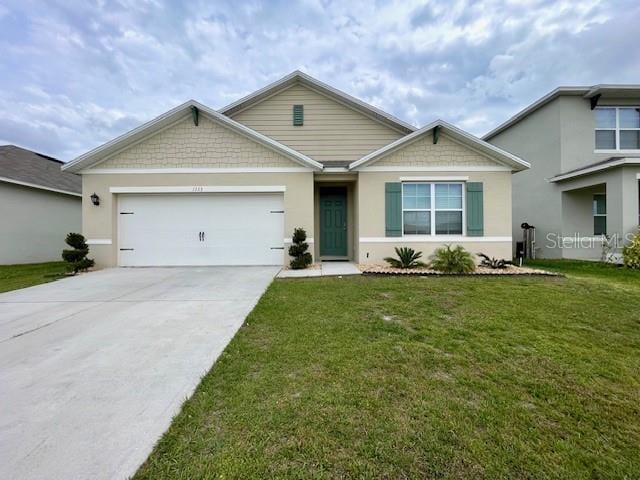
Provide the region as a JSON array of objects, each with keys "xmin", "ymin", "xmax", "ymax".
[{"xmin": 95, "ymin": 116, "xmax": 298, "ymax": 169}]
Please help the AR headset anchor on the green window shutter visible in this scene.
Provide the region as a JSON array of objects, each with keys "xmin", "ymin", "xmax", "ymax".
[
  {"xmin": 466, "ymin": 182, "xmax": 484, "ymax": 236},
  {"xmin": 385, "ymin": 182, "xmax": 402, "ymax": 237},
  {"xmin": 293, "ymin": 105, "xmax": 304, "ymax": 126}
]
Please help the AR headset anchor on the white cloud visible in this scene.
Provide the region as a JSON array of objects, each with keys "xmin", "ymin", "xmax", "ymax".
[{"xmin": 0, "ymin": 0, "xmax": 638, "ymax": 160}]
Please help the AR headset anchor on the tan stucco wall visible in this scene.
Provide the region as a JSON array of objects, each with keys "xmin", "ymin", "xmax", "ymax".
[
  {"xmin": 231, "ymin": 83, "xmax": 404, "ymax": 163},
  {"xmin": 82, "ymin": 172, "xmax": 314, "ymax": 268},
  {"xmin": 356, "ymin": 170, "xmax": 513, "ymax": 264},
  {"xmin": 360, "ymin": 242, "xmax": 512, "ymax": 265},
  {"xmin": 358, "ymin": 170, "xmax": 512, "ymax": 238},
  {"xmin": 97, "ymin": 116, "xmax": 298, "ymax": 169},
  {"xmin": 375, "ymin": 133, "xmax": 497, "ymax": 167},
  {"xmin": 0, "ymin": 182, "xmax": 81, "ymax": 264}
]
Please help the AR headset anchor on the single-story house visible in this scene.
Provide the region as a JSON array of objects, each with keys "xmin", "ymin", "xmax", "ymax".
[
  {"xmin": 1, "ymin": 145, "xmax": 81, "ymax": 264},
  {"xmin": 62, "ymin": 71, "xmax": 529, "ymax": 268}
]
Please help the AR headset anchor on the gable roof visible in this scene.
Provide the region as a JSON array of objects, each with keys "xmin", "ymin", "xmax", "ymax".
[
  {"xmin": 62, "ymin": 100, "xmax": 323, "ymax": 173},
  {"xmin": 483, "ymin": 84, "xmax": 640, "ymax": 141},
  {"xmin": 218, "ymin": 70, "xmax": 416, "ymax": 135},
  {"xmin": 349, "ymin": 120, "xmax": 530, "ymax": 171},
  {"xmin": 0, "ymin": 145, "xmax": 81, "ymax": 196}
]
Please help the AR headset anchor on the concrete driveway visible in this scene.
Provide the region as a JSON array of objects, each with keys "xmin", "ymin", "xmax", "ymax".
[{"xmin": 0, "ymin": 266, "xmax": 278, "ymax": 480}]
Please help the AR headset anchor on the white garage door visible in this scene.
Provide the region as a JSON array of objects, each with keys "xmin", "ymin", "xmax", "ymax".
[{"xmin": 117, "ymin": 194, "xmax": 284, "ymax": 266}]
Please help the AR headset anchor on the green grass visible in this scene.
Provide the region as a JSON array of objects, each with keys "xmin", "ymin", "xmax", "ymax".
[
  {"xmin": 136, "ymin": 264, "xmax": 640, "ymax": 479},
  {"xmin": 0, "ymin": 262, "xmax": 68, "ymax": 293},
  {"xmin": 527, "ymin": 258, "xmax": 640, "ymax": 289}
]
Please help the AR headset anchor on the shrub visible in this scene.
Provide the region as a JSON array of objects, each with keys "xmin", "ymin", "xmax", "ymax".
[
  {"xmin": 384, "ymin": 247, "xmax": 426, "ymax": 269},
  {"xmin": 429, "ymin": 245, "xmax": 475, "ymax": 273},
  {"xmin": 622, "ymin": 229, "xmax": 640, "ymax": 269},
  {"xmin": 62, "ymin": 233, "xmax": 95, "ymax": 274},
  {"xmin": 288, "ymin": 227, "xmax": 312, "ymax": 269},
  {"xmin": 478, "ymin": 253, "xmax": 512, "ymax": 269}
]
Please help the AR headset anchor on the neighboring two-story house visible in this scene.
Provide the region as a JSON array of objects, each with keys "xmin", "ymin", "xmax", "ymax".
[{"xmin": 485, "ymin": 85, "xmax": 640, "ymax": 260}]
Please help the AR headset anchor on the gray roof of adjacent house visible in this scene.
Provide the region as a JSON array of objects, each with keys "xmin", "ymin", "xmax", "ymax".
[
  {"xmin": 0, "ymin": 145, "xmax": 82, "ymax": 196},
  {"xmin": 483, "ymin": 84, "xmax": 640, "ymax": 141},
  {"xmin": 548, "ymin": 156, "xmax": 640, "ymax": 183}
]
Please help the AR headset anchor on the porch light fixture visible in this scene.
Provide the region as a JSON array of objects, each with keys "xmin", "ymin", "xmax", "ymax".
[{"xmin": 90, "ymin": 192, "xmax": 100, "ymax": 206}]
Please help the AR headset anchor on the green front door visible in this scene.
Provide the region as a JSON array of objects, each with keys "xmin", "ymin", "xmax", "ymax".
[{"xmin": 320, "ymin": 188, "xmax": 348, "ymax": 257}]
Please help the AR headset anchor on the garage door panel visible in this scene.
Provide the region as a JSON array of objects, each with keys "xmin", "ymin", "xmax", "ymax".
[{"xmin": 118, "ymin": 194, "xmax": 284, "ymax": 266}]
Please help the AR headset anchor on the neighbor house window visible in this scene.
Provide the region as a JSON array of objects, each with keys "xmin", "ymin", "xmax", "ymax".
[
  {"xmin": 402, "ymin": 183, "xmax": 464, "ymax": 236},
  {"xmin": 595, "ymin": 107, "xmax": 640, "ymax": 150},
  {"xmin": 593, "ymin": 194, "xmax": 607, "ymax": 235}
]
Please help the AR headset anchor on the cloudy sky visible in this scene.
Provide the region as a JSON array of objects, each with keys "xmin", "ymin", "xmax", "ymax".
[{"xmin": 1, "ymin": 0, "xmax": 639, "ymax": 161}]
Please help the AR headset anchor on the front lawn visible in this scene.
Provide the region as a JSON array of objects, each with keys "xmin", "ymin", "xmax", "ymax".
[
  {"xmin": 136, "ymin": 263, "xmax": 640, "ymax": 479},
  {"xmin": 0, "ymin": 262, "xmax": 67, "ymax": 293},
  {"xmin": 526, "ymin": 258, "xmax": 640, "ymax": 288}
]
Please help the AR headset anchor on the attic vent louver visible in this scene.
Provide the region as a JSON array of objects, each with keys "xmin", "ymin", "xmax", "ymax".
[{"xmin": 293, "ymin": 105, "xmax": 304, "ymax": 126}]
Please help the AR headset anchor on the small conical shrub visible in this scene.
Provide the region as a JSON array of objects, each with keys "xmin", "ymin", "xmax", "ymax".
[
  {"xmin": 62, "ymin": 233, "xmax": 95, "ymax": 274},
  {"xmin": 288, "ymin": 227, "xmax": 312, "ymax": 269}
]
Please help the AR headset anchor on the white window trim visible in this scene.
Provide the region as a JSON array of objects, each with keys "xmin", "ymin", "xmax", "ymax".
[
  {"xmin": 401, "ymin": 181, "xmax": 465, "ymax": 237},
  {"xmin": 594, "ymin": 106, "xmax": 640, "ymax": 152}
]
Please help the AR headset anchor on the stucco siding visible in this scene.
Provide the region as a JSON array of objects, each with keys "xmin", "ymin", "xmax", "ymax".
[
  {"xmin": 0, "ymin": 182, "xmax": 81, "ymax": 264},
  {"xmin": 559, "ymin": 96, "xmax": 640, "ymax": 173},
  {"xmin": 230, "ymin": 84, "xmax": 404, "ymax": 163},
  {"xmin": 356, "ymin": 170, "xmax": 512, "ymax": 264},
  {"xmin": 375, "ymin": 133, "xmax": 497, "ymax": 167},
  {"xmin": 96, "ymin": 116, "xmax": 299, "ymax": 169},
  {"xmin": 82, "ymin": 172, "xmax": 314, "ymax": 268},
  {"xmin": 488, "ymin": 99, "xmax": 563, "ymax": 258},
  {"xmin": 359, "ymin": 241, "xmax": 512, "ymax": 265}
]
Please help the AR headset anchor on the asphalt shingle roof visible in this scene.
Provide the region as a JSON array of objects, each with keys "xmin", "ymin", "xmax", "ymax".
[{"xmin": 0, "ymin": 145, "xmax": 81, "ymax": 194}]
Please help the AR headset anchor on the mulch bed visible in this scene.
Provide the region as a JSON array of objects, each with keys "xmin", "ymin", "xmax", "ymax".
[{"xmin": 359, "ymin": 264, "xmax": 560, "ymax": 276}]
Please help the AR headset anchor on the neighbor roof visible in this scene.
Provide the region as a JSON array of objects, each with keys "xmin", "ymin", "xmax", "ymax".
[
  {"xmin": 62, "ymin": 100, "xmax": 324, "ymax": 173},
  {"xmin": 218, "ymin": 70, "xmax": 416, "ymax": 134},
  {"xmin": 548, "ymin": 156, "xmax": 640, "ymax": 183},
  {"xmin": 349, "ymin": 120, "xmax": 530, "ymax": 171},
  {"xmin": 483, "ymin": 84, "xmax": 640, "ymax": 141},
  {"xmin": 0, "ymin": 145, "xmax": 81, "ymax": 196}
]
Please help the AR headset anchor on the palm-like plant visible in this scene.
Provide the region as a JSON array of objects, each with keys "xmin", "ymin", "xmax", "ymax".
[
  {"xmin": 477, "ymin": 253, "xmax": 512, "ymax": 269},
  {"xmin": 384, "ymin": 247, "xmax": 426, "ymax": 269},
  {"xmin": 429, "ymin": 245, "xmax": 475, "ymax": 273}
]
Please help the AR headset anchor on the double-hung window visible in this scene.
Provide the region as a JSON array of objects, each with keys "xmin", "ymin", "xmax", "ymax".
[
  {"xmin": 402, "ymin": 183, "xmax": 464, "ymax": 236},
  {"xmin": 435, "ymin": 183, "xmax": 463, "ymax": 234},
  {"xmin": 595, "ymin": 107, "xmax": 640, "ymax": 150},
  {"xmin": 402, "ymin": 183, "xmax": 431, "ymax": 234}
]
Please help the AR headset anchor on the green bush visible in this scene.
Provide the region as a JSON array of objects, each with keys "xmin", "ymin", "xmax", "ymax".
[
  {"xmin": 384, "ymin": 247, "xmax": 426, "ymax": 269},
  {"xmin": 62, "ymin": 233, "xmax": 95, "ymax": 274},
  {"xmin": 622, "ymin": 229, "xmax": 640, "ymax": 269},
  {"xmin": 288, "ymin": 227, "xmax": 312, "ymax": 269},
  {"xmin": 429, "ymin": 245, "xmax": 475, "ymax": 273}
]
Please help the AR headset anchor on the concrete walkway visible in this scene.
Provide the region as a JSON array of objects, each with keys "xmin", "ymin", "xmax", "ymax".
[
  {"xmin": 277, "ymin": 261, "xmax": 362, "ymax": 278},
  {"xmin": 0, "ymin": 266, "xmax": 278, "ymax": 480}
]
